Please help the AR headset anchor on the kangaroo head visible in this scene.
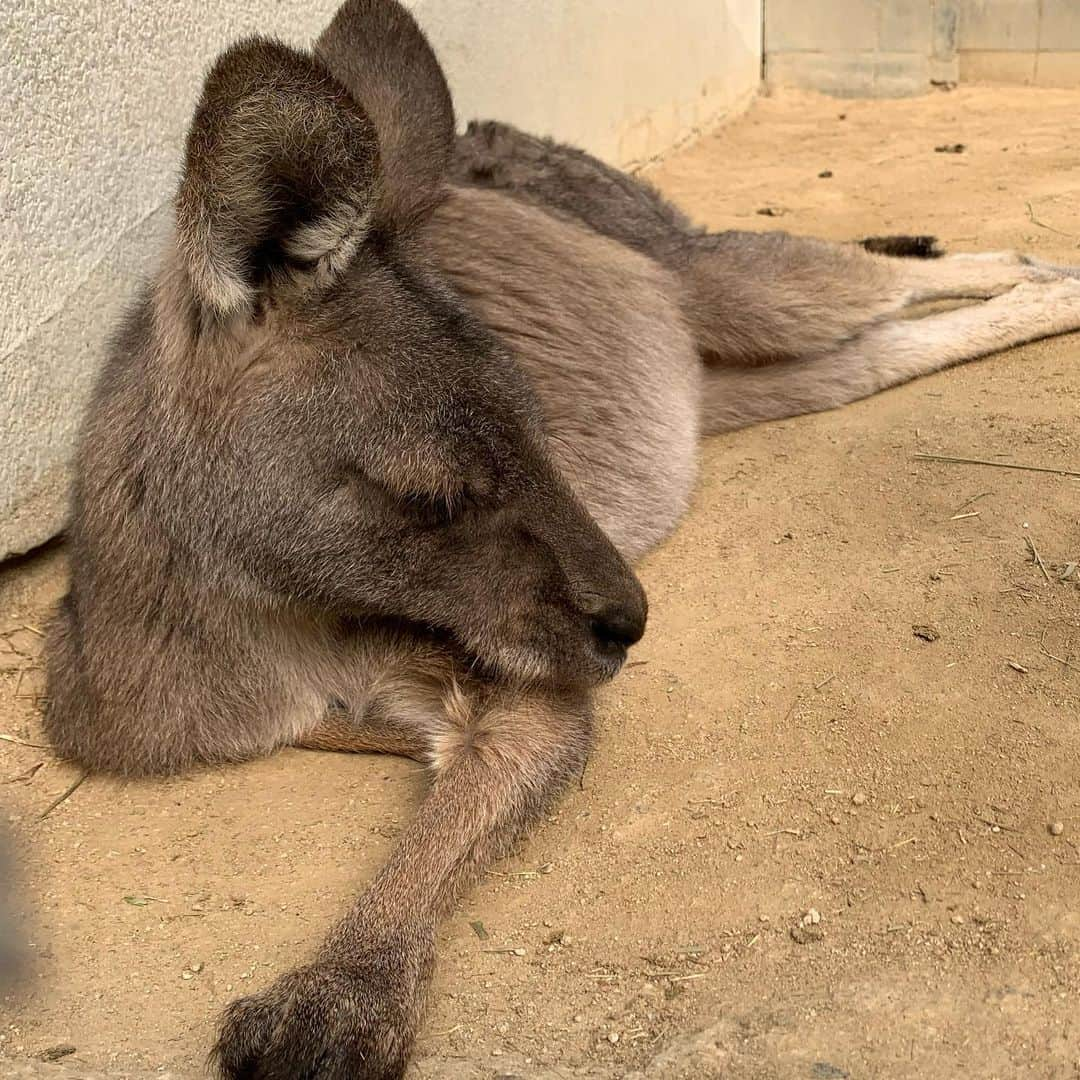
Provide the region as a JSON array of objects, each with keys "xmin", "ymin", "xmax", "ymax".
[{"xmin": 149, "ymin": 2, "xmax": 645, "ymax": 688}]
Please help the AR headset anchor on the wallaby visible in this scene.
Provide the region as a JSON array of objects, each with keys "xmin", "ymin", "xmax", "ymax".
[{"xmin": 42, "ymin": 1, "xmax": 1080, "ymax": 1076}]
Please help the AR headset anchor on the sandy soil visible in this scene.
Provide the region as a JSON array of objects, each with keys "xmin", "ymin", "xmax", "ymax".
[{"xmin": 2, "ymin": 86, "xmax": 1080, "ymax": 1080}]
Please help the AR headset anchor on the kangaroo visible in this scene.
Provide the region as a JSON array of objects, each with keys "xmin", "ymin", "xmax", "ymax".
[{"xmin": 42, "ymin": 1, "xmax": 1080, "ymax": 1076}]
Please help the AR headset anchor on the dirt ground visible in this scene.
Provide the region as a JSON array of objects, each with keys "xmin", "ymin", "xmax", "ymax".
[{"xmin": 2, "ymin": 86, "xmax": 1080, "ymax": 1080}]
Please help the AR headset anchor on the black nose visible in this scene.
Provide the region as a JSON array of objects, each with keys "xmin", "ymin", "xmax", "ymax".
[{"xmin": 590, "ymin": 604, "xmax": 647, "ymax": 652}]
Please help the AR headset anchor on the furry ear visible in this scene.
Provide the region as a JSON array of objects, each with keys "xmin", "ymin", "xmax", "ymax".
[
  {"xmin": 315, "ymin": 0, "xmax": 455, "ymax": 230},
  {"xmin": 176, "ymin": 37, "xmax": 380, "ymax": 319}
]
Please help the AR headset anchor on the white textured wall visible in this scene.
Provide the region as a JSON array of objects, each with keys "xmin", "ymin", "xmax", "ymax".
[
  {"xmin": 0, "ymin": 1, "xmax": 761, "ymax": 560},
  {"xmin": 416, "ymin": 0, "xmax": 762, "ymax": 166}
]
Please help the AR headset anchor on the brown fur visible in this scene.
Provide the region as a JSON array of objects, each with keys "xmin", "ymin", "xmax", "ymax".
[
  {"xmin": 424, "ymin": 187, "xmax": 700, "ymax": 559},
  {"xmin": 43, "ymin": 3, "xmax": 1080, "ymax": 1076}
]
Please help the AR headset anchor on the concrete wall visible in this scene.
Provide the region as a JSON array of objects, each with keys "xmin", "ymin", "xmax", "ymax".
[
  {"xmin": 958, "ymin": 0, "xmax": 1080, "ymax": 86},
  {"xmin": 765, "ymin": 0, "xmax": 1080, "ymax": 96},
  {"xmin": 0, "ymin": 1, "xmax": 762, "ymax": 561},
  {"xmin": 766, "ymin": 0, "xmax": 960, "ymax": 96}
]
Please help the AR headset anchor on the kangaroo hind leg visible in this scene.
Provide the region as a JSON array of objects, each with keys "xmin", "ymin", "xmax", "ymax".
[
  {"xmin": 702, "ymin": 277, "xmax": 1080, "ymax": 434},
  {"xmin": 681, "ymin": 231, "xmax": 925, "ymax": 366},
  {"xmin": 899, "ymin": 250, "xmax": 1080, "ymax": 304}
]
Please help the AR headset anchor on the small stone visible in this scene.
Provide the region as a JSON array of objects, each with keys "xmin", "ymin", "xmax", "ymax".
[
  {"xmin": 951, "ymin": 914, "xmax": 965, "ymax": 925},
  {"xmin": 830, "ymin": 814, "xmax": 842, "ymax": 825},
  {"xmin": 607, "ymin": 1032, "xmax": 620, "ymax": 1044},
  {"xmin": 1049, "ymin": 821, "xmax": 1065, "ymax": 837},
  {"xmin": 181, "ymin": 971, "xmax": 194, "ymax": 980},
  {"xmin": 851, "ymin": 792, "xmax": 868, "ymax": 807},
  {"xmin": 818, "ymin": 169, "xmax": 833, "ymax": 179},
  {"xmin": 811, "ymin": 1064, "xmax": 849, "ymax": 1080},
  {"xmin": 913, "ymin": 624, "xmax": 939, "ymax": 643},
  {"xmin": 34, "ymin": 1046, "xmax": 77, "ymax": 1063},
  {"xmin": 190, "ymin": 962, "xmax": 203, "ymax": 973},
  {"xmin": 512, "ymin": 947, "xmax": 526, "ymax": 957},
  {"xmin": 790, "ymin": 925, "xmax": 824, "ymax": 945}
]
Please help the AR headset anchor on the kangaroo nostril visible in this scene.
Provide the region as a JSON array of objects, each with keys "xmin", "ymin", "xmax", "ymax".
[{"xmin": 590, "ymin": 606, "xmax": 646, "ymax": 651}]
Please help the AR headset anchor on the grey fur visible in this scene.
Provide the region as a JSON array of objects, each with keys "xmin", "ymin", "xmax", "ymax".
[
  {"xmin": 42, "ymin": 3, "xmax": 1080, "ymax": 1076},
  {"xmin": 0, "ymin": 832, "xmax": 25, "ymax": 994}
]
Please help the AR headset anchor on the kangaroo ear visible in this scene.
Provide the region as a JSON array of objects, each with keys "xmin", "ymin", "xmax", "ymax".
[
  {"xmin": 315, "ymin": 0, "xmax": 455, "ymax": 230},
  {"xmin": 175, "ymin": 37, "xmax": 380, "ymax": 319}
]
